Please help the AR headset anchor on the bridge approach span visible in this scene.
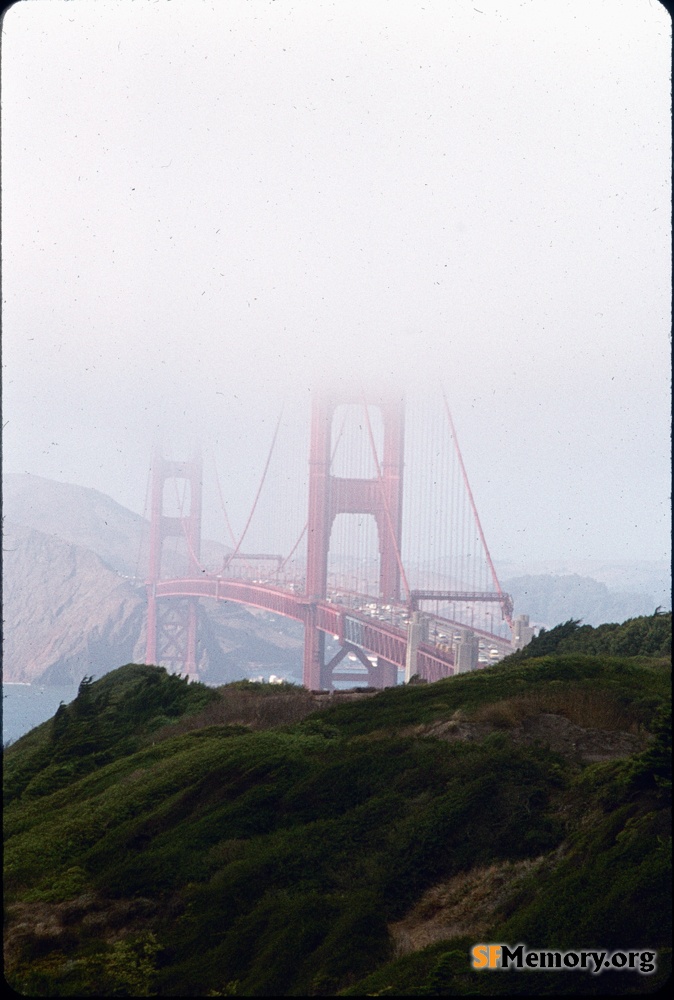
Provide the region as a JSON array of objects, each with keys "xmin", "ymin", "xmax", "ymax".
[{"xmin": 150, "ymin": 577, "xmax": 456, "ymax": 682}]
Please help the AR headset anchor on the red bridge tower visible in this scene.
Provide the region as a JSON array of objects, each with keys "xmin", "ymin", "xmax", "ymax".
[
  {"xmin": 303, "ymin": 394, "xmax": 405, "ymax": 689},
  {"xmin": 145, "ymin": 452, "xmax": 203, "ymax": 679}
]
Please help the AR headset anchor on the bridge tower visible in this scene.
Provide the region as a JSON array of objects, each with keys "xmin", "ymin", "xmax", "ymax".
[
  {"xmin": 145, "ymin": 452, "xmax": 203, "ymax": 679},
  {"xmin": 303, "ymin": 394, "xmax": 405, "ymax": 690}
]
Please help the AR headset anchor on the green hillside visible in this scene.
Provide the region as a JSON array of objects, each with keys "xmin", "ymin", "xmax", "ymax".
[{"xmin": 3, "ymin": 613, "xmax": 671, "ymax": 996}]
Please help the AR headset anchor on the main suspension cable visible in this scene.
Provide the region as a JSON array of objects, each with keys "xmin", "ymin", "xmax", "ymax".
[
  {"xmin": 224, "ymin": 407, "xmax": 284, "ymax": 568},
  {"xmin": 442, "ymin": 391, "xmax": 511, "ymax": 626},
  {"xmin": 210, "ymin": 446, "xmax": 255, "ymax": 576}
]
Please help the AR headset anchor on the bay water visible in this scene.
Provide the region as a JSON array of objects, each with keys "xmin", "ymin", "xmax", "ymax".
[{"xmin": 2, "ymin": 683, "xmax": 80, "ymax": 746}]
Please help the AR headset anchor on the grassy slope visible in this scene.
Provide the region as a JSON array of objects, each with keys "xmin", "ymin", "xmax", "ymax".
[{"xmin": 3, "ymin": 620, "xmax": 671, "ymax": 996}]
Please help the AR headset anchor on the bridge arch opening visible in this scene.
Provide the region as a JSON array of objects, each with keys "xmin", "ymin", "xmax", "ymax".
[
  {"xmin": 161, "ymin": 478, "xmax": 191, "ymax": 520},
  {"xmin": 330, "ymin": 404, "xmax": 384, "ymax": 480}
]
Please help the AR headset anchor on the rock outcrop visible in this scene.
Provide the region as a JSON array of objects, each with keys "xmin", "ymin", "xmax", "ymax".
[{"xmin": 3, "ymin": 522, "xmax": 145, "ymax": 684}]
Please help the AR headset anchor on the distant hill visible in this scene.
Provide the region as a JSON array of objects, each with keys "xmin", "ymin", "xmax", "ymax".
[
  {"xmin": 2, "ymin": 472, "xmax": 229, "ymax": 577},
  {"xmin": 497, "ymin": 557, "xmax": 670, "ymax": 616},
  {"xmin": 3, "ymin": 473, "xmax": 149, "ymax": 577},
  {"xmin": 503, "ymin": 572, "xmax": 658, "ymax": 628}
]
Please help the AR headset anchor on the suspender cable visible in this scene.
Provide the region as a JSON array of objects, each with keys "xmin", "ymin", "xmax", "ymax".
[
  {"xmin": 211, "ymin": 450, "xmax": 239, "ymax": 548},
  {"xmin": 442, "ymin": 391, "xmax": 512, "ymax": 626},
  {"xmin": 172, "ymin": 473, "xmax": 209, "ymax": 576},
  {"xmin": 225, "ymin": 406, "xmax": 284, "ymax": 568},
  {"xmin": 280, "ymin": 522, "xmax": 307, "ymax": 573},
  {"xmin": 210, "ymin": 448, "xmax": 255, "ymax": 576}
]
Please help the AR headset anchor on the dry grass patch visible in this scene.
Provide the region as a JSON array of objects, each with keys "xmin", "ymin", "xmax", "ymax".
[
  {"xmin": 151, "ymin": 687, "xmax": 319, "ymax": 740},
  {"xmin": 471, "ymin": 687, "xmax": 637, "ymax": 733},
  {"xmin": 4, "ymin": 895, "xmax": 157, "ymax": 970},
  {"xmin": 389, "ymin": 856, "xmax": 549, "ymax": 956}
]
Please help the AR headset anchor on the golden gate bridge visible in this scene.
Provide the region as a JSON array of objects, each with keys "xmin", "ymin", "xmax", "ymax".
[{"xmin": 144, "ymin": 391, "xmax": 521, "ymax": 689}]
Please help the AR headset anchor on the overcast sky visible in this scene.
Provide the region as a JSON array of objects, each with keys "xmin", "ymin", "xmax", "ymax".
[{"xmin": 2, "ymin": 0, "xmax": 671, "ymax": 566}]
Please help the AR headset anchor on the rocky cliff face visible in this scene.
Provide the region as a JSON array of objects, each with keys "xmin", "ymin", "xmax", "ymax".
[
  {"xmin": 2, "ymin": 476, "xmax": 303, "ymax": 686},
  {"xmin": 3, "ymin": 522, "xmax": 146, "ymax": 684}
]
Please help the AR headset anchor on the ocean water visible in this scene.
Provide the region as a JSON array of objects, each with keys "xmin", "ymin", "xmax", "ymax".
[{"xmin": 2, "ymin": 683, "xmax": 80, "ymax": 745}]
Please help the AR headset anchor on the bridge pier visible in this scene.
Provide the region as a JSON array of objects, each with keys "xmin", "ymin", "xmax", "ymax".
[
  {"xmin": 370, "ymin": 658, "xmax": 397, "ymax": 688},
  {"xmin": 302, "ymin": 606, "xmax": 325, "ymax": 690}
]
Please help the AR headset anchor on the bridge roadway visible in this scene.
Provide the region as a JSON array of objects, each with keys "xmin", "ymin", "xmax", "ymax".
[{"xmin": 149, "ymin": 577, "xmax": 513, "ymax": 682}]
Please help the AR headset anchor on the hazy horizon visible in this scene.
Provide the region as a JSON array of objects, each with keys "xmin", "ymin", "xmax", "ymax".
[{"xmin": 2, "ymin": 0, "xmax": 671, "ymax": 566}]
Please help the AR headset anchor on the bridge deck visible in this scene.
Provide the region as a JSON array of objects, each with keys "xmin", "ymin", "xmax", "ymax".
[{"xmin": 149, "ymin": 576, "xmax": 512, "ymax": 677}]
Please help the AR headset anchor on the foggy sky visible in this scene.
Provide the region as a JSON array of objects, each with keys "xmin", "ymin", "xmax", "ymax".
[{"xmin": 2, "ymin": 0, "xmax": 671, "ymax": 565}]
